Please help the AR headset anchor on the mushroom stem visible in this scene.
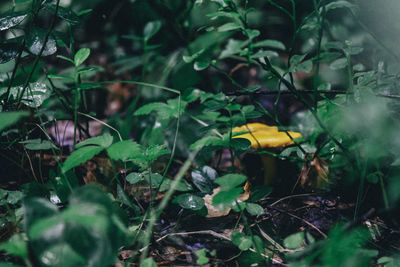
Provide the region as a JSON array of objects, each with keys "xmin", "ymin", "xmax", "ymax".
[{"xmin": 261, "ymin": 154, "xmax": 276, "ymax": 185}]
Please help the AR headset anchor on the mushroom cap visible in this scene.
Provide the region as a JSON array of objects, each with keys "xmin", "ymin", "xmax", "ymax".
[{"xmin": 233, "ymin": 123, "xmax": 302, "ymax": 149}]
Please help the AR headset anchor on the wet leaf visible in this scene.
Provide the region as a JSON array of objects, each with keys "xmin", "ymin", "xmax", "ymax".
[
  {"xmin": 25, "ymin": 27, "xmax": 57, "ymax": 56},
  {"xmin": 191, "ymin": 166, "xmax": 218, "ymax": 194},
  {"xmin": 0, "ymin": 42, "xmax": 20, "ymax": 64},
  {"xmin": 176, "ymin": 193, "xmax": 205, "ymax": 210},
  {"xmin": 0, "ymin": 12, "xmax": 27, "ymax": 31},
  {"xmin": 44, "ymin": 3, "xmax": 81, "ymax": 25}
]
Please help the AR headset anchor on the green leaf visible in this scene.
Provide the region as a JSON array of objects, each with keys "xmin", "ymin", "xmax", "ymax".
[
  {"xmin": 126, "ymin": 172, "xmax": 145, "ymax": 184},
  {"xmin": 0, "ymin": 42, "xmax": 20, "ymax": 64},
  {"xmin": 330, "ymin": 57, "xmax": 348, "ymax": 70},
  {"xmin": 212, "ymin": 187, "xmax": 243, "ymax": 207},
  {"xmin": 143, "ymin": 21, "xmax": 161, "ymax": 40},
  {"xmin": 219, "ymin": 39, "xmax": 248, "ymax": 59},
  {"xmin": 194, "ymin": 60, "xmax": 210, "ymax": 71},
  {"xmin": 290, "ymin": 54, "xmax": 307, "ymax": 65},
  {"xmin": 290, "ymin": 60, "xmax": 313, "ymax": 73},
  {"xmin": 20, "ymin": 82, "xmax": 51, "ymax": 108},
  {"xmin": 176, "ymin": 194, "xmax": 205, "ymax": 210},
  {"xmin": 218, "ymin": 22, "xmax": 242, "ymax": 32},
  {"xmin": 56, "ymin": 55, "xmax": 74, "ymax": 64},
  {"xmin": 75, "ymin": 133, "xmax": 113, "ymax": 149},
  {"xmin": 244, "ymin": 29, "xmax": 260, "ymax": 40},
  {"xmin": 0, "ymin": 234, "xmax": 28, "ymax": 259},
  {"xmin": 25, "ymin": 27, "xmax": 57, "ymax": 56},
  {"xmin": 134, "ymin": 102, "xmax": 170, "ymax": 116},
  {"xmin": 106, "ymin": 140, "xmax": 142, "ymax": 161},
  {"xmin": 253, "ymin": 39, "xmax": 286, "ymax": 50},
  {"xmin": 248, "ymin": 185, "xmax": 272, "ymax": 201},
  {"xmin": 191, "ymin": 166, "xmax": 218, "ymax": 194},
  {"xmin": 323, "ymin": 1, "xmax": 356, "ymax": 12},
  {"xmin": 245, "ymin": 203, "xmax": 264, "ymax": 216},
  {"xmin": 215, "ymin": 174, "xmax": 246, "ymax": 191},
  {"xmin": 250, "ymin": 50, "xmax": 278, "ymax": 59},
  {"xmin": 74, "ymin": 48, "xmax": 90, "ymax": 67},
  {"xmin": 231, "ymin": 232, "xmax": 252, "ymax": 251},
  {"xmin": 44, "ymin": 4, "xmax": 81, "ymax": 25},
  {"xmin": 144, "ymin": 173, "xmax": 170, "ymax": 191},
  {"xmin": 47, "ymin": 74, "xmax": 74, "ymax": 81},
  {"xmin": 6, "ymin": 191, "xmax": 24, "ymax": 205},
  {"xmin": 0, "ymin": 111, "xmax": 29, "ymax": 132},
  {"xmin": 283, "ymin": 231, "xmax": 305, "ymax": 249},
  {"xmin": 0, "ymin": 12, "xmax": 27, "ymax": 31},
  {"xmin": 195, "ymin": 248, "xmax": 210, "ymax": 265},
  {"xmin": 140, "ymin": 257, "xmax": 158, "ymax": 267},
  {"xmin": 62, "ymin": 146, "xmax": 104, "ymax": 173},
  {"xmin": 20, "ymin": 139, "xmax": 57, "ymax": 150},
  {"xmin": 183, "ymin": 49, "xmax": 205, "ymax": 63}
]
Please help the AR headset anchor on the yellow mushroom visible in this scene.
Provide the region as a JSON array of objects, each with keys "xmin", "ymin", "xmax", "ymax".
[{"xmin": 232, "ymin": 123, "xmax": 302, "ymax": 185}]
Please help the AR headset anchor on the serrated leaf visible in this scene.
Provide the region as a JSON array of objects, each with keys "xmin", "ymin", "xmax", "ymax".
[
  {"xmin": 75, "ymin": 133, "xmax": 113, "ymax": 149},
  {"xmin": 253, "ymin": 39, "xmax": 286, "ymax": 50},
  {"xmin": 25, "ymin": 27, "xmax": 57, "ymax": 56},
  {"xmin": 0, "ymin": 12, "xmax": 27, "ymax": 31},
  {"xmin": 215, "ymin": 174, "xmax": 246, "ymax": 191},
  {"xmin": 176, "ymin": 194, "xmax": 205, "ymax": 210},
  {"xmin": 106, "ymin": 140, "xmax": 142, "ymax": 161},
  {"xmin": 0, "ymin": 111, "xmax": 29, "ymax": 132},
  {"xmin": 62, "ymin": 146, "xmax": 104, "ymax": 173},
  {"xmin": 330, "ymin": 57, "xmax": 347, "ymax": 70},
  {"xmin": 74, "ymin": 48, "xmax": 90, "ymax": 67}
]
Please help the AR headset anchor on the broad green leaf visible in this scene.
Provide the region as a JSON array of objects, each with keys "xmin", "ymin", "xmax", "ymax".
[
  {"xmin": 62, "ymin": 146, "xmax": 103, "ymax": 173},
  {"xmin": 0, "ymin": 12, "xmax": 27, "ymax": 31},
  {"xmin": 21, "ymin": 82, "xmax": 51, "ymax": 108},
  {"xmin": 195, "ymin": 248, "xmax": 210, "ymax": 265},
  {"xmin": 344, "ymin": 46, "xmax": 363, "ymax": 56},
  {"xmin": 191, "ymin": 166, "xmax": 218, "ymax": 194},
  {"xmin": 176, "ymin": 193, "xmax": 205, "ymax": 210},
  {"xmin": 143, "ymin": 21, "xmax": 161, "ymax": 40},
  {"xmin": 245, "ymin": 203, "xmax": 264, "ymax": 216},
  {"xmin": 126, "ymin": 172, "xmax": 145, "ymax": 184},
  {"xmin": 20, "ymin": 139, "xmax": 57, "ymax": 150},
  {"xmin": 253, "ymin": 39, "xmax": 286, "ymax": 50},
  {"xmin": 244, "ymin": 29, "xmax": 260, "ymax": 40},
  {"xmin": 106, "ymin": 140, "xmax": 142, "ymax": 161},
  {"xmin": 0, "ymin": 111, "xmax": 29, "ymax": 132},
  {"xmin": 145, "ymin": 144, "xmax": 170, "ymax": 163},
  {"xmin": 330, "ymin": 57, "xmax": 347, "ymax": 70},
  {"xmin": 174, "ymin": 179, "xmax": 193, "ymax": 192},
  {"xmin": 248, "ymin": 185, "xmax": 272, "ymax": 201},
  {"xmin": 44, "ymin": 4, "xmax": 81, "ymax": 25},
  {"xmin": 283, "ymin": 231, "xmax": 304, "ymax": 250},
  {"xmin": 212, "ymin": 187, "xmax": 243, "ymax": 207},
  {"xmin": 140, "ymin": 257, "xmax": 158, "ymax": 267},
  {"xmin": 25, "ymin": 27, "xmax": 57, "ymax": 56},
  {"xmin": 144, "ymin": 173, "xmax": 170, "ymax": 191},
  {"xmin": 74, "ymin": 48, "xmax": 90, "ymax": 67},
  {"xmin": 215, "ymin": 174, "xmax": 246, "ymax": 191},
  {"xmin": 231, "ymin": 232, "xmax": 253, "ymax": 251},
  {"xmin": 75, "ymin": 133, "xmax": 113, "ymax": 149}
]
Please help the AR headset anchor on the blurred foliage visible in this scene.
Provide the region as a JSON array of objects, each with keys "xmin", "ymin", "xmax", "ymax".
[{"xmin": 1, "ymin": 0, "xmax": 400, "ymax": 266}]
